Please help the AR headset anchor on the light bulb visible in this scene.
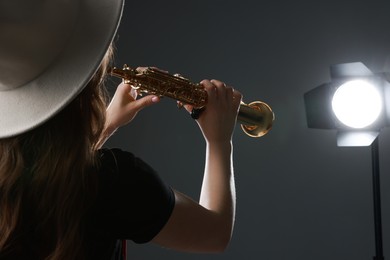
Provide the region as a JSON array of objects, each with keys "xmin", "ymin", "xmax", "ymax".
[{"xmin": 331, "ymin": 80, "xmax": 383, "ymax": 129}]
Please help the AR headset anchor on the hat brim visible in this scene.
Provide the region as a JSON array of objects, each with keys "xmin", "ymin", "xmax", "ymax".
[{"xmin": 0, "ymin": 0, "xmax": 124, "ymax": 138}]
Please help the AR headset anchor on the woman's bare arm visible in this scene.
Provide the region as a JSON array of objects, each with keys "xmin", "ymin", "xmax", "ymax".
[{"xmin": 152, "ymin": 79, "xmax": 242, "ymax": 252}]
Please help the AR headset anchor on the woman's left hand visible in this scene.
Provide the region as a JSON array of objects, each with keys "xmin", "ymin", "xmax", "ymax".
[{"xmin": 104, "ymin": 82, "xmax": 160, "ymax": 138}]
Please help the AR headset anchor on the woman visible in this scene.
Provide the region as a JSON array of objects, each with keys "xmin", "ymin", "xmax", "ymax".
[{"xmin": 0, "ymin": 0, "xmax": 242, "ymax": 259}]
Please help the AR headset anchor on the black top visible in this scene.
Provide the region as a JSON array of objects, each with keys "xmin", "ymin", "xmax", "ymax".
[
  {"xmin": 0, "ymin": 148, "xmax": 175, "ymax": 260},
  {"xmin": 86, "ymin": 148, "xmax": 175, "ymax": 259}
]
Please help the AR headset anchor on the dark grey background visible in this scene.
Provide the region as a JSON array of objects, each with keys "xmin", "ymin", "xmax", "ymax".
[{"xmin": 105, "ymin": 0, "xmax": 390, "ymax": 259}]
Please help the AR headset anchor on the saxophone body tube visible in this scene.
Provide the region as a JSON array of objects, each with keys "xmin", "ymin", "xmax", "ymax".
[{"xmin": 110, "ymin": 65, "xmax": 274, "ymax": 137}]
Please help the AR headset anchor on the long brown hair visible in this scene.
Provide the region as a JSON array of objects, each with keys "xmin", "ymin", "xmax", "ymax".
[{"xmin": 0, "ymin": 47, "xmax": 113, "ymax": 259}]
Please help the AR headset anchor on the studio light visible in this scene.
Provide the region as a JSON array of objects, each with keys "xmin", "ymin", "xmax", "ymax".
[
  {"xmin": 304, "ymin": 62, "xmax": 388, "ymax": 260},
  {"xmin": 304, "ymin": 62, "xmax": 390, "ymax": 147}
]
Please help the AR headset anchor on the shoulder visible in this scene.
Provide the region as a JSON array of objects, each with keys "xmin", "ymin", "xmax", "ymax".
[
  {"xmin": 98, "ymin": 148, "xmax": 135, "ymax": 170},
  {"xmin": 96, "ymin": 148, "xmax": 169, "ymax": 199},
  {"xmin": 98, "ymin": 148, "xmax": 155, "ymax": 177},
  {"xmin": 92, "ymin": 148, "xmax": 175, "ymax": 243}
]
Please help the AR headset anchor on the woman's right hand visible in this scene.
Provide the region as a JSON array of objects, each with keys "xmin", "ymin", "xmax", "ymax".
[{"xmin": 184, "ymin": 79, "xmax": 242, "ymax": 144}]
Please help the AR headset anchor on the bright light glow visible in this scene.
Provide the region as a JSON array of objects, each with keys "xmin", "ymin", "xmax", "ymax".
[{"xmin": 331, "ymin": 80, "xmax": 383, "ymax": 128}]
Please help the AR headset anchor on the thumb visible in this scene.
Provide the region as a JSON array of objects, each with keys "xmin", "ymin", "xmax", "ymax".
[
  {"xmin": 130, "ymin": 95, "xmax": 160, "ymax": 112},
  {"xmin": 116, "ymin": 82, "xmax": 134, "ymax": 96},
  {"xmin": 182, "ymin": 103, "xmax": 194, "ymax": 114}
]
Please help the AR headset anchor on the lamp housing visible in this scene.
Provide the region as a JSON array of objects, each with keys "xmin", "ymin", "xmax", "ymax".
[{"xmin": 304, "ymin": 62, "xmax": 390, "ymax": 146}]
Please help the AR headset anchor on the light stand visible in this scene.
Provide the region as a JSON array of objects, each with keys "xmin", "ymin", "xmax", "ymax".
[{"xmin": 371, "ymin": 137, "xmax": 384, "ymax": 260}]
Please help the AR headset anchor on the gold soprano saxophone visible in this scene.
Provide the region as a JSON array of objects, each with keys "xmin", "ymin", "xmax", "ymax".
[{"xmin": 110, "ymin": 65, "xmax": 274, "ymax": 138}]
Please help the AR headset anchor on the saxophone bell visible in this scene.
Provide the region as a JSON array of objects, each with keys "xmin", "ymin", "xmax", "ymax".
[{"xmin": 238, "ymin": 101, "xmax": 274, "ymax": 138}]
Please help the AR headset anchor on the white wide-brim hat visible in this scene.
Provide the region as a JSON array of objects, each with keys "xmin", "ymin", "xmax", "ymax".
[{"xmin": 0, "ymin": 0, "xmax": 124, "ymax": 138}]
